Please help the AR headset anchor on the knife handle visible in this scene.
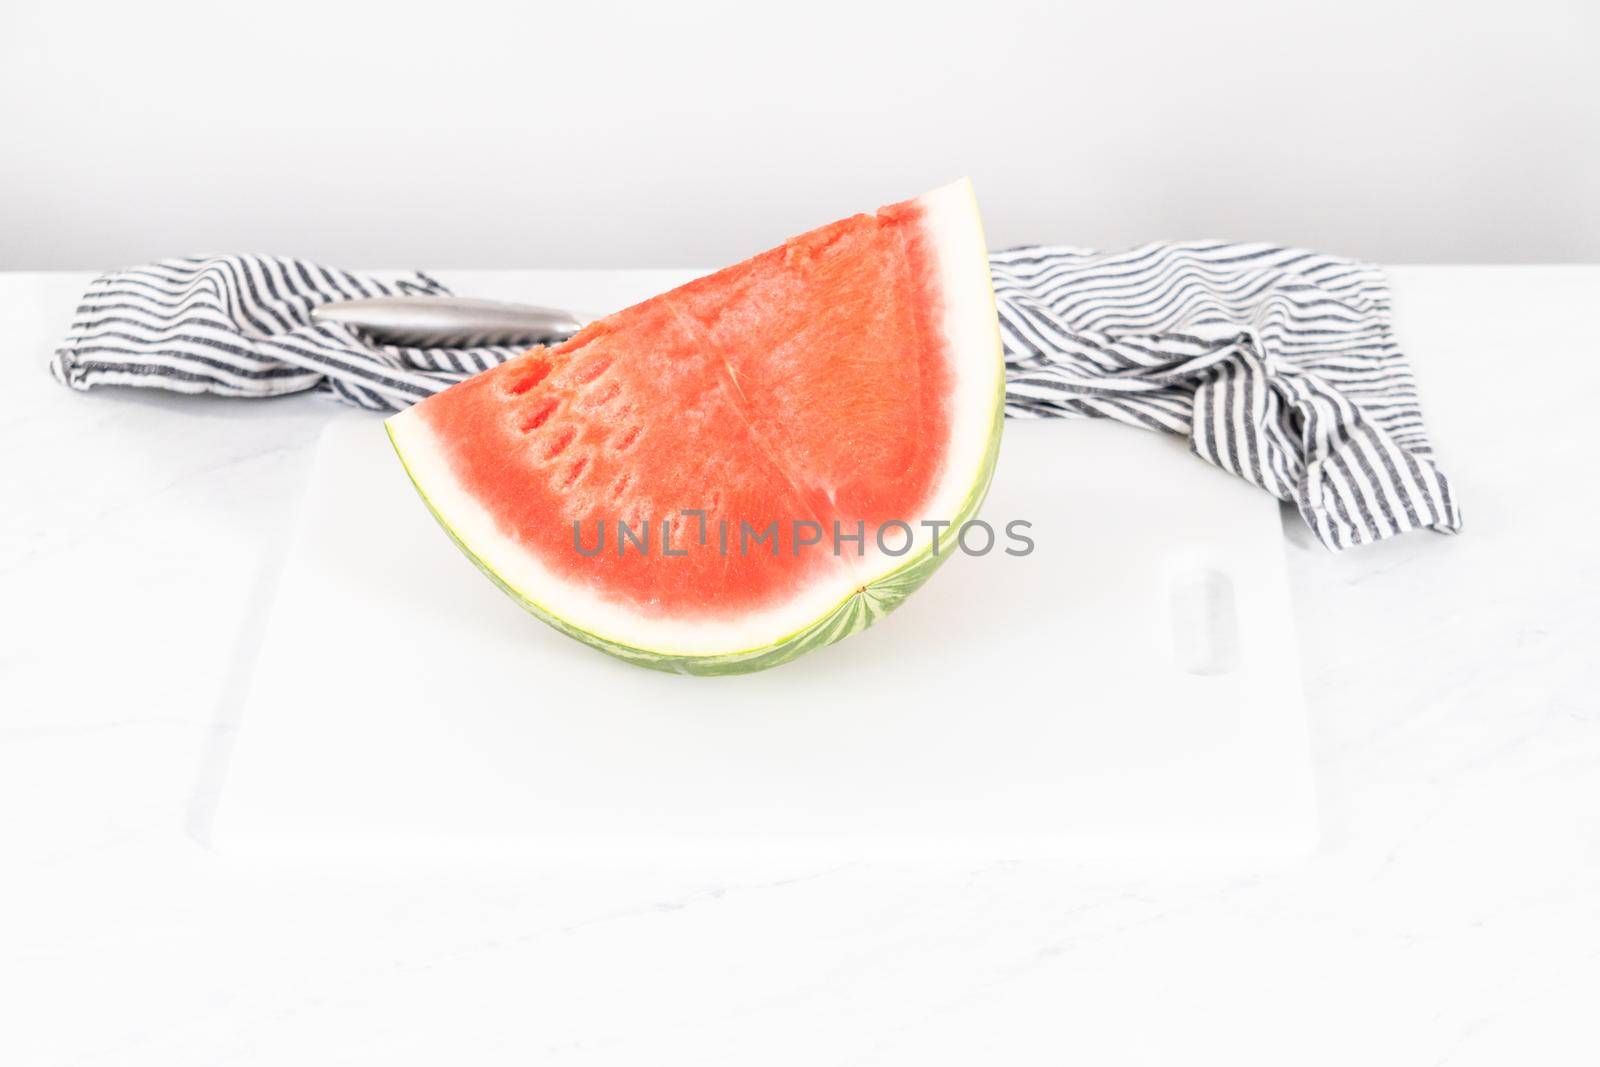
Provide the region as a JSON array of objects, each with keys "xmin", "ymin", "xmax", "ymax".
[{"xmin": 312, "ymin": 296, "xmax": 585, "ymax": 348}]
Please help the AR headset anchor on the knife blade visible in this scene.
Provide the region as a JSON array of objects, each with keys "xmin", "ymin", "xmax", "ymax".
[{"xmin": 312, "ymin": 296, "xmax": 586, "ymax": 348}]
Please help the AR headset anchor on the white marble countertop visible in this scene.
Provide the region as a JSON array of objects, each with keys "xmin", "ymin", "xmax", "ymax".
[{"xmin": 4, "ymin": 267, "xmax": 1597, "ymax": 1065}]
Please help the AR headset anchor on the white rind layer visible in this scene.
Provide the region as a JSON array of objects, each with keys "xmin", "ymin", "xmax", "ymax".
[{"xmin": 386, "ymin": 178, "xmax": 1004, "ymax": 660}]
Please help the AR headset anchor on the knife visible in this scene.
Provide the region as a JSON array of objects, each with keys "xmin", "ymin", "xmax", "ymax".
[{"xmin": 312, "ymin": 296, "xmax": 586, "ymax": 348}]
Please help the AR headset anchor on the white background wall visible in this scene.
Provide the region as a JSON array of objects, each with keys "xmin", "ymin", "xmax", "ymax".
[{"xmin": 2, "ymin": 0, "xmax": 1594, "ymax": 270}]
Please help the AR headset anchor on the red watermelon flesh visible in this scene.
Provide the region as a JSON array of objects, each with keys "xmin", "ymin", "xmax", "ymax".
[{"xmin": 387, "ymin": 178, "xmax": 1004, "ymax": 674}]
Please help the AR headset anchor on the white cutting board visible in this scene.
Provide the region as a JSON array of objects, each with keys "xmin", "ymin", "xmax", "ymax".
[{"xmin": 210, "ymin": 412, "xmax": 1316, "ymax": 861}]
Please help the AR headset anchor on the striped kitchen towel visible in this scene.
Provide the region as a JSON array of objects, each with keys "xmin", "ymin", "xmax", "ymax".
[{"xmin": 50, "ymin": 248, "xmax": 1460, "ymax": 550}]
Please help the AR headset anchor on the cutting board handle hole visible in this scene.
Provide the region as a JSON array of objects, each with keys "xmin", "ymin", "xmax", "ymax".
[{"xmin": 1168, "ymin": 568, "xmax": 1241, "ymax": 676}]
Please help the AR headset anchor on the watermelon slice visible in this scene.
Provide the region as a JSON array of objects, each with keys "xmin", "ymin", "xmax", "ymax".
[{"xmin": 386, "ymin": 178, "xmax": 1004, "ymax": 674}]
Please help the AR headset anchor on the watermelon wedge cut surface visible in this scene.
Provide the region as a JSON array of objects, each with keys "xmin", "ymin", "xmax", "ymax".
[{"xmin": 386, "ymin": 178, "xmax": 1005, "ymax": 675}]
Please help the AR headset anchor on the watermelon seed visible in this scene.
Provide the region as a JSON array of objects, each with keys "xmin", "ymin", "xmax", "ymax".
[
  {"xmin": 542, "ymin": 427, "xmax": 577, "ymax": 460},
  {"xmin": 519, "ymin": 399, "xmax": 559, "ymax": 433},
  {"xmin": 574, "ymin": 356, "xmax": 613, "ymax": 384},
  {"xmin": 583, "ymin": 380, "xmax": 621, "ymax": 409},
  {"xmin": 559, "ymin": 456, "xmax": 589, "ymax": 489},
  {"xmin": 506, "ymin": 360, "xmax": 551, "ymax": 395}
]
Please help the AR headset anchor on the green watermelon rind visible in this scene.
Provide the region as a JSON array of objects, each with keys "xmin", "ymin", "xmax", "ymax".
[{"xmin": 385, "ymin": 370, "xmax": 1004, "ymax": 677}]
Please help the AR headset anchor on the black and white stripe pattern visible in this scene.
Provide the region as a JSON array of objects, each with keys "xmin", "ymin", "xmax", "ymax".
[
  {"xmin": 52, "ymin": 250, "xmax": 1459, "ymax": 550},
  {"xmin": 50, "ymin": 256, "xmax": 526, "ymax": 412},
  {"xmin": 991, "ymin": 242, "xmax": 1460, "ymax": 549}
]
